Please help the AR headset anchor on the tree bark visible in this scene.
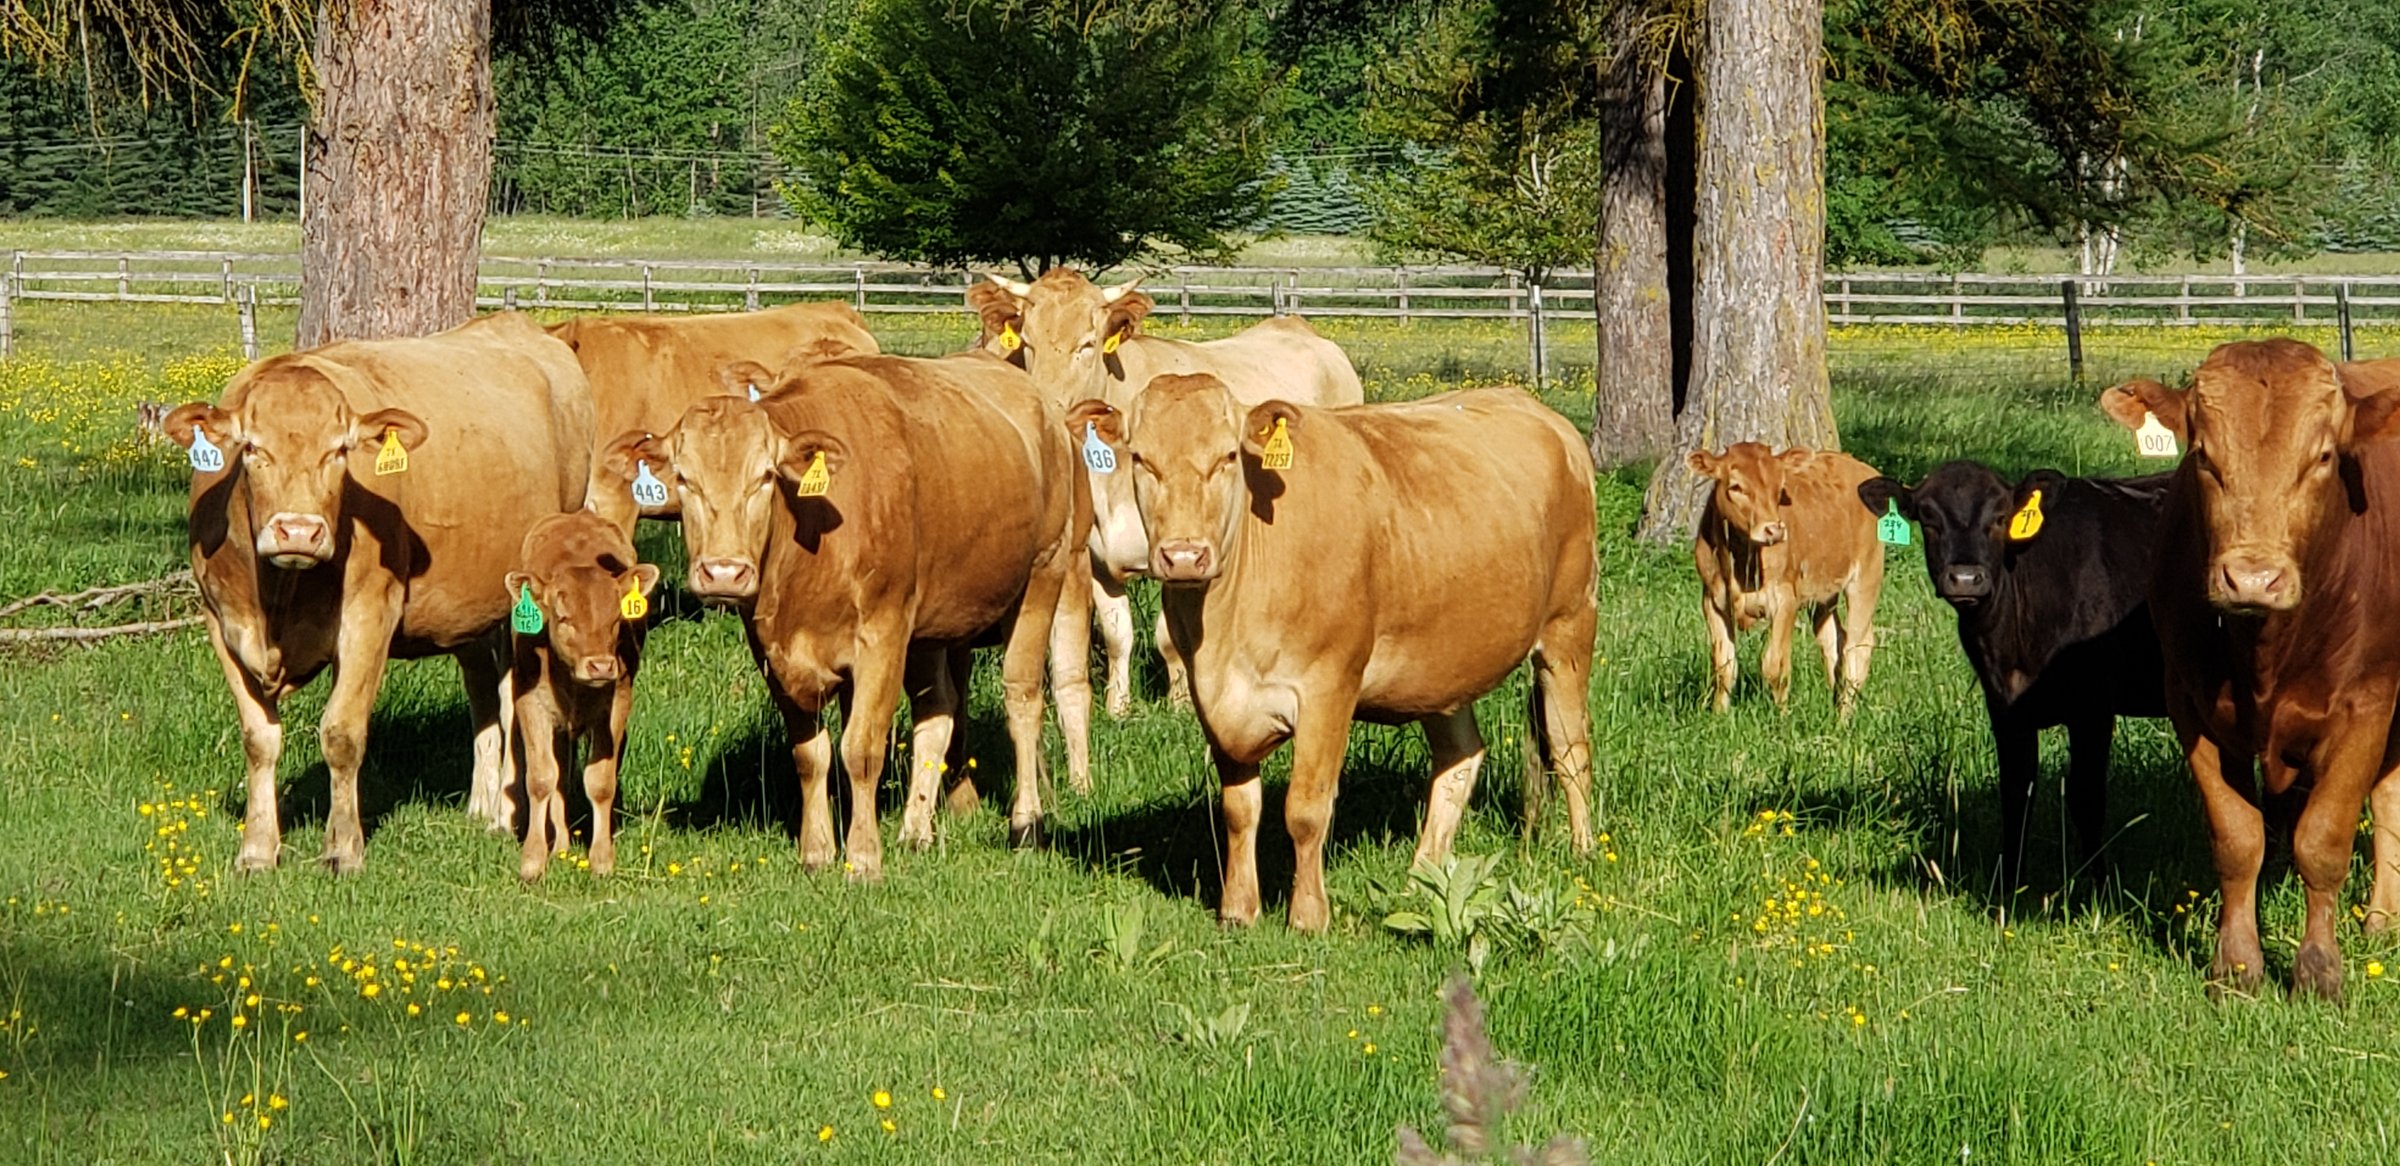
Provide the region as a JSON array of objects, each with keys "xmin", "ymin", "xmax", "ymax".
[
  {"xmin": 1590, "ymin": 4, "xmax": 1675, "ymax": 471},
  {"xmin": 296, "ymin": 0, "xmax": 493, "ymax": 348},
  {"xmin": 1637, "ymin": 0, "xmax": 1834, "ymax": 545}
]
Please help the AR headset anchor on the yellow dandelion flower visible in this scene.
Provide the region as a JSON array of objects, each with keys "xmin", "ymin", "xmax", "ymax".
[
  {"xmin": 269, "ymin": 1095, "xmax": 286, "ymax": 1110},
  {"xmin": 873, "ymin": 1090, "xmax": 892, "ymax": 1109},
  {"xmin": 293, "ymin": 1031, "xmax": 308, "ymax": 1043},
  {"xmin": 257, "ymin": 1115, "xmax": 272, "ymax": 1130},
  {"xmin": 881, "ymin": 1119, "xmax": 896, "ymax": 1134},
  {"xmin": 494, "ymin": 1011, "xmax": 511, "ymax": 1024},
  {"xmin": 1362, "ymin": 1042, "xmax": 1378, "ymax": 1055},
  {"xmin": 932, "ymin": 1087, "xmax": 947, "ymax": 1101},
  {"xmin": 406, "ymin": 1004, "xmax": 421, "ymax": 1017},
  {"xmin": 360, "ymin": 984, "xmax": 380, "ymax": 999},
  {"xmin": 455, "ymin": 1011, "xmax": 471, "ymax": 1026},
  {"xmin": 230, "ymin": 1015, "xmax": 248, "ymax": 1029},
  {"xmin": 818, "ymin": 1126, "xmax": 834, "ymax": 1143},
  {"xmin": 2370, "ymin": 961, "xmax": 2386, "ymax": 978}
]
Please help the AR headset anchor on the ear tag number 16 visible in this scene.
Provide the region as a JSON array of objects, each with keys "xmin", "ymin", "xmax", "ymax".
[
  {"xmin": 1876, "ymin": 500, "xmax": 1911, "ymax": 547},
  {"xmin": 1082, "ymin": 422, "xmax": 1116, "ymax": 474}
]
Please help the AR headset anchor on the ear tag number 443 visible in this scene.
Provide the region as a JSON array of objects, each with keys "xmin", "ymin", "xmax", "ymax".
[
  {"xmin": 511, "ymin": 584, "xmax": 544, "ymax": 635},
  {"xmin": 1259, "ymin": 418, "xmax": 1293, "ymax": 471},
  {"xmin": 187, "ymin": 426, "xmax": 225, "ymax": 473},
  {"xmin": 630, "ymin": 460, "xmax": 669, "ymax": 508},
  {"xmin": 1876, "ymin": 500, "xmax": 1910, "ymax": 547},
  {"xmin": 2009, "ymin": 489, "xmax": 2045, "ymax": 541},
  {"xmin": 2135, "ymin": 412, "xmax": 2179, "ymax": 458},
  {"xmin": 1082, "ymin": 422, "xmax": 1116, "ymax": 474}
]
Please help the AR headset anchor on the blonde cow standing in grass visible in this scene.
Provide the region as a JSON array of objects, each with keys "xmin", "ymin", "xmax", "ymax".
[
  {"xmin": 1689, "ymin": 442, "xmax": 1886, "ymax": 718},
  {"xmin": 968, "ymin": 269, "xmax": 1364, "ymax": 717}
]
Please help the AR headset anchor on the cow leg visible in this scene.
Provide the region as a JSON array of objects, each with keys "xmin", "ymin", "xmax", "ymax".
[
  {"xmin": 2186, "ymin": 730, "xmax": 2267, "ymax": 997},
  {"xmin": 1048, "ymin": 558, "xmax": 1095, "ymax": 794},
  {"xmin": 1761, "ymin": 589, "xmax": 1797, "ymax": 710},
  {"xmin": 546, "ymin": 727, "xmax": 572, "ymax": 857},
  {"xmin": 838, "ymin": 647, "xmax": 906, "ymax": 882},
  {"xmin": 515, "ymin": 696, "xmax": 562, "ymax": 883},
  {"xmin": 897, "ymin": 649, "xmax": 960, "ymax": 851},
  {"xmin": 584, "ymin": 689, "xmax": 628, "ymax": 876},
  {"xmin": 776, "ymin": 691, "xmax": 838, "ymax": 870},
  {"xmin": 1216, "ymin": 749, "xmax": 1266, "ymax": 928},
  {"xmin": 1836, "ymin": 564, "xmax": 1883, "ymax": 720},
  {"xmin": 2065, "ymin": 714, "xmax": 2115, "ymax": 882},
  {"xmin": 1156, "ymin": 608, "xmax": 1194, "ymax": 710},
  {"xmin": 1535, "ymin": 634, "xmax": 1597, "ymax": 853},
  {"xmin": 1287, "ymin": 685, "xmax": 1360, "ymax": 933},
  {"xmin": 1700, "ymin": 592, "xmax": 1738, "ymax": 713},
  {"xmin": 1002, "ymin": 567, "xmax": 1064, "ymax": 845},
  {"xmin": 1413, "ymin": 710, "xmax": 1486, "ymax": 870},
  {"xmin": 1994, "ymin": 713, "xmax": 2037, "ymax": 898},
  {"xmin": 459, "ymin": 638, "xmax": 515, "ymax": 833},
  {"xmin": 1094, "ymin": 573, "xmax": 1136, "ymax": 719},
  {"xmin": 941, "ymin": 647, "xmax": 981, "ymax": 817},
  {"xmin": 2290, "ymin": 728, "xmax": 2386, "ymax": 1001},
  {"xmin": 1810, "ymin": 601, "xmax": 1841, "ymax": 701},
  {"xmin": 2368, "ymin": 760, "xmax": 2400, "ymax": 934},
  {"xmin": 211, "ymin": 620, "xmax": 286, "ymax": 873}
]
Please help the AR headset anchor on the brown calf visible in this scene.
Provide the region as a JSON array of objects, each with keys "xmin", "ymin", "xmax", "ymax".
[
  {"xmin": 1690, "ymin": 443, "xmax": 1885, "ymax": 717},
  {"xmin": 2101, "ymin": 340, "xmax": 2400, "ymax": 1000},
  {"xmin": 1070, "ymin": 378, "xmax": 1598, "ymax": 932},
  {"xmin": 507, "ymin": 511, "xmax": 659, "ymax": 882}
]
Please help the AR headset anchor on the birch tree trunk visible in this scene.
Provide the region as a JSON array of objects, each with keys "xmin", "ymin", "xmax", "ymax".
[
  {"xmin": 1590, "ymin": 3, "xmax": 1675, "ymax": 471},
  {"xmin": 1636, "ymin": 0, "xmax": 1834, "ymax": 545},
  {"xmin": 296, "ymin": 0, "xmax": 493, "ymax": 348}
]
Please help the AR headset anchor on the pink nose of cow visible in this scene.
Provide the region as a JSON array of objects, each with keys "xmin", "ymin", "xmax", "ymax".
[
  {"xmin": 573, "ymin": 656, "xmax": 624, "ymax": 685},
  {"xmin": 1154, "ymin": 540, "xmax": 1215, "ymax": 582},
  {"xmin": 1754, "ymin": 522, "xmax": 1789, "ymax": 546},
  {"xmin": 2214, "ymin": 553, "xmax": 2298, "ymax": 612},
  {"xmin": 689, "ymin": 557, "xmax": 758, "ymax": 601},
  {"xmin": 257, "ymin": 513, "xmax": 331, "ymax": 565}
]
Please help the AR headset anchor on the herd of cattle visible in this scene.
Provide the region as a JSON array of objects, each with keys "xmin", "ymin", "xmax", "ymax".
[{"xmin": 155, "ymin": 270, "xmax": 2398, "ymax": 998}]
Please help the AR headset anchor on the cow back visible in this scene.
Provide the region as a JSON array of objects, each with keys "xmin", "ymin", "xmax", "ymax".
[{"xmin": 1115, "ymin": 317, "xmax": 1364, "ymax": 413}]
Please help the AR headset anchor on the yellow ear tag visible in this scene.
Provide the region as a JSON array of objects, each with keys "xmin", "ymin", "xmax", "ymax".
[
  {"xmin": 620, "ymin": 587, "xmax": 649, "ymax": 621},
  {"xmin": 1259, "ymin": 417, "xmax": 1293, "ymax": 471},
  {"xmin": 997, "ymin": 321, "xmax": 1022, "ymax": 355},
  {"xmin": 795, "ymin": 450, "xmax": 831, "ymax": 497},
  {"xmin": 2008, "ymin": 489, "xmax": 2045, "ymax": 541},
  {"xmin": 1102, "ymin": 330, "xmax": 1123, "ymax": 356},
  {"xmin": 374, "ymin": 427, "xmax": 408, "ymax": 475}
]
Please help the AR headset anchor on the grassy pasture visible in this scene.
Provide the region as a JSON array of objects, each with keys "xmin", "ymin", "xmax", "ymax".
[{"xmin": 2, "ymin": 301, "xmax": 2399, "ymax": 1166}]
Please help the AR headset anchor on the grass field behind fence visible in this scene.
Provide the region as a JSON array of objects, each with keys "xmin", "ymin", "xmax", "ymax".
[{"xmin": 2, "ymin": 301, "xmax": 2398, "ymax": 1165}]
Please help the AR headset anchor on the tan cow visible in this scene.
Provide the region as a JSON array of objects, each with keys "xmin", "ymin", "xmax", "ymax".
[
  {"xmin": 166, "ymin": 312, "xmax": 595, "ymax": 873},
  {"xmin": 598, "ymin": 351, "xmax": 1089, "ymax": 878},
  {"xmin": 506, "ymin": 510, "xmax": 659, "ymax": 882},
  {"xmin": 548, "ymin": 302, "xmax": 879, "ymax": 531},
  {"xmin": 1068, "ymin": 377, "xmax": 1598, "ymax": 932},
  {"xmin": 969, "ymin": 269, "xmax": 1363, "ymax": 715},
  {"xmin": 1690, "ymin": 442, "xmax": 1885, "ymax": 718}
]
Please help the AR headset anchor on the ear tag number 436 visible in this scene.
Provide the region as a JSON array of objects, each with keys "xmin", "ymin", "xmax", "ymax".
[
  {"xmin": 2135, "ymin": 412, "xmax": 2179, "ymax": 458},
  {"xmin": 511, "ymin": 584, "xmax": 544, "ymax": 635},
  {"xmin": 188, "ymin": 426, "xmax": 225, "ymax": 473},
  {"xmin": 630, "ymin": 460, "xmax": 669, "ymax": 508},
  {"xmin": 1876, "ymin": 500, "xmax": 1910, "ymax": 547},
  {"xmin": 1082, "ymin": 422, "xmax": 1116, "ymax": 474}
]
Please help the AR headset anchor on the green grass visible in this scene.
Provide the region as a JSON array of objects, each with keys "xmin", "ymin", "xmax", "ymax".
[{"xmin": 2, "ymin": 306, "xmax": 2398, "ymax": 1165}]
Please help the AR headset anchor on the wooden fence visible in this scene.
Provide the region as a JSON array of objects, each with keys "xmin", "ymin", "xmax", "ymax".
[{"xmin": 8, "ymin": 249, "xmax": 2400, "ymax": 378}]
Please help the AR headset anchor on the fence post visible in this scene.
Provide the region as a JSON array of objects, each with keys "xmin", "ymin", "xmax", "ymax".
[
  {"xmin": 1951, "ymin": 273, "xmax": 1964, "ymax": 323},
  {"xmin": 503, "ymin": 285, "xmax": 518, "ymax": 310},
  {"xmin": 536, "ymin": 260, "xmax": 550, "ymax": 306},
  {"xmin": 854, "ymin": 265, "xmax": 867, "ymax": 312},
  {"xmin": 237, "ymin": 283, "xmax": 258, "ymax": 361},
  {"xmin": 2293, "ymin": 277, "xmax": 2306, "ymax": 324},
  {"xmin": 1397, "ymin": 267, "xmax": 1410, "ymax": 322},
  {"xmin": 1528, "ymin": 283, "xmax": 1547, "ymax": 387},
  {"xmin": 745, "ymin": 266, "xmax": 760, "ymax": 311},
  {"xmin": 2338, "ymin": 283, "xmax": 2356, "ymax": 362},
  {"xmin": 2059, "ymin": 279, "xmax": 2084, "ymax": 383},
  {"xmin": 220, "ymin": 258, "xmax": 234, "ymax": 303},
  {"xmin": 641, "ymin": 264, "xmax": 654, "ymax": 312},
  {"xmin": 2179, "ymin": 275, "xmax": 2192, "ymax": 323},
  {"xmin": 1178, "ymin": 272, "xmax": 1191, "ymax": 325},
  {"xmin": 1285, "ymin": 270, "xmax": 1301, "ymax": 317},
  {"xmin": 1, "ymin": 273, "xmax": 13, "ymax": 359},
  {"xmin": 117, "ymin": 256, "xmax": 130, "ymax": 301}
]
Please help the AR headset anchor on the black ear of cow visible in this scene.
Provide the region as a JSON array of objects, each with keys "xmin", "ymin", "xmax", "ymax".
[
  {"xmin": 2014, "ymin": 469, "xmax": 2068, "ymax": 508},
  {"xmin": 1857, "ymin": 476, "xmax": 1912, "ymax": 519}
]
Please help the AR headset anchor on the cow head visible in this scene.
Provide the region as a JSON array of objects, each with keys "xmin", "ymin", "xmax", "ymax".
[
  {"xmin": 599, "ymin": 395, "xmax": 845, "ymax": 605},
  {"xmin": 1070, "ymin": 374, "xmax": 1287, "ymax": 586},
  {"xmin": 167, "ymin": 364, "xmax": 426, "ymax": 569},
  {"xmin": 1688, "ymin": 442, "xmax": 1808, "ymax": 546},
  {"xmin": 506, "ymin": 512, "xmax": 660, "ymax": 688},
  {"xmin": 970, "ymin": 269, "xmax": 1152, "ymax": 408},
  {"xmin": 1858, "ymin": 462, "xmax": 2064, "ymax": 608},
  {"xmin": 2102, "ymin": 340, "xmax": 2400, "ymax": 614}
]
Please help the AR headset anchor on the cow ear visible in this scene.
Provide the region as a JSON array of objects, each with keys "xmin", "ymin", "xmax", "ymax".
[
  {"xmin": 1856, "ymin": 476, "xmax": 1912, "ymax": 519},
  {"xmin": 2099, "ymin": 378, "xmax": 2187, "ymax": 440},
  {"xmin": 718, "ymin": 360, "xmax": 778, "ymax": 400},
  {"xmin": 165, "ymin": 402, "xmax": 235, "ymax": 451},
  {"xmin": 1103, "ymin": 288, "xmax": 1155, "ymax": 348},
  {"xmin": 1240, "ymin": 400, "xmax": 1302, "ymax": 460},
  {"xmin": 1066, "ymin": 399, "xmax": 1122, "ymax": 445},
  {"xmin": 630, "ymin": 562, "xmax": 662, "ymax": 598},
  {"xmin": 2015, "ymin": 469, "xmax": 2067, "ymax": 508},
  {"xmin": 968, "ymin": 278, "xmax": 1026, "ymax": 340},
  {"xmin": 1776, "ymin": 448, "xmax": 1812, "ymax": 468},
  {"xmin": 777, "ymin": 429, "xmax": 851, "ymax": 484},
  {"xmin": 352, "ymin": 408, "xmax": 427, "ymax": 451},
  {"xmin": 1685, "ymin": 449, "xmax": 1720, "ymax": 478},
  {"xmin": 504, "ymin": 570, "xmax": 537, "ymax": 607},
  {"xmin": 598, "ymin": 430, "xmax": 671, "ymax": 489},
  {"xmin": 2340, "ymin": 362, "xmax": 2400, "ymax": 446}
]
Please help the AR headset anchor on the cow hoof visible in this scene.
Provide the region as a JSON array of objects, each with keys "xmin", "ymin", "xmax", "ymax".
[
  {"xmin": 2206, "ymin": 956, "xmax": 2265, "ymax": 1000},
  {"xmin": 589, "ymin": 849, "xmax": 615, "ymax": 877},
  {"xmin": 517, "ymin": 857, "xmax": 547, "ymax": 884},
  {"xmin": 1104, "ymin": 693, "xmax": 1132, "ymax": 720},
  {"xmin": 898, "ymin": 824, "xmax": 934, "ymax": 851},
  {"xmin": 1216, "ymin": 907, "xmax": 1261, "ymax": 930},
  {"xmin": 843, "ymin": 858, "xmax": 883, "ymax": 884},
  {"xmin": 320, "ymin": 850, "xmax": 364, "ymax": 876},
  {"xmin": 234, "ymin": 848, "xmax": 278, "ymax": 874},
  {"xmin": 2364, "ymin": 909, "xmax": 2396, "ymax": 936},
  {"xmin": 1008, "ymin": 818, "xmax": 1044, "ymax": 850},
  {"xmin": 2292, "ymin": 945, "xmax": 2344, "ymax": 1003},
  {"xmin": 1166, "ymin": 689, "xmax": 1194, "ymax": 712}
]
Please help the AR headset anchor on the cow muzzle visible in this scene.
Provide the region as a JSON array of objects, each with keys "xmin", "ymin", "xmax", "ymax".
[
  {"xmin": 2211, "ymin": 551, "xmax": 2300, "ymax": 613},
  {"xmin": 1937, "ymin": 566, "xmax": 1992, "ymax": 605},
  {"xmin": 689, "ymin": 557, "xmax": 759, "ymax": 603},
  {"xmin": 1751, "ymin": 522, "xmax": 1789, "ymax": 546},
  {"xmin": 1152, "ymin": 539, "xmax": 1217, "ymax": 583},
  {"xmin": 572, "ymin": 655, "xmax": 624, "ymax": 686},
  {"xmin": 256, "ymin": 513, "xmax": 332, "ymax": 567}
]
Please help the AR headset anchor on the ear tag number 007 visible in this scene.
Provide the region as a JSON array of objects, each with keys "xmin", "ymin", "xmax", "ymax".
[
  {"xmin": 187, "ymin": 426, "xmax": 226, "ymax": 473},
  {"xmin": 374, "ymin": 427, "xmax": 408, "ymax": 476},
  {"xmin": 1081, "ymin": 422, "xmax": 1116, "ymax": 474},
  {"xmin": 1259, "ymin": 418, "xmax": 1293, "ymax": 470},
  {"xmin": 2008, "ymin": 489, "xmax": 2046, "ymax": 541},
  {"xmin": 511, "ymin": 584, "xmax": 544, "ymax": 635},
  {"xmin": 630, "ymin": 460, "xmax": 669, "ymax": 508},
  {"xmin": 1876, "ymin": 500, "xmax": 1911, "ymax": 547},
  {"xmin": 2135, "ymin": 412, "xmax": 2179, "ymax": 458}
]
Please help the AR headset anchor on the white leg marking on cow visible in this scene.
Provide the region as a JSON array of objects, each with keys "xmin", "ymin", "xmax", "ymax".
[
  {"xmin": 787, "ymin": 710, "xmax": 838, "ymax": 871},
  {"xmin": 212, "ymin": 618, "xmax": 286, "ymax": 873},
  {"xmin": 1094, "ymin": 574, "xmax": 1135, "ymax": 718},
  {"xmin": 1413, "ymin": 710, "xmax": 1486, "ymax": 871},
  {"xmin": 838, "ymin": 650, "xmax": 905, "ymax": 883},
  {"xmin": 1217, "ymin": 754, "xmax": 1265, "ymax": 927},
  {"xmin": 461, "ymin": 642, "xmax": 515, "ymax": 833},
  {"xmin": 515, "ymin": 700, "xmax": 562, "ymax": 882},
  {"xmin": 1156, "ymin": 608, "xmax": 1193, "ymax": 710},
  {"xmin": 1049, "ymin": 569, "xmax": 1095, "ymax": 793},
  {"xmin": 898, "ymin": 651, "xmax": 960, "ymax": 851}
]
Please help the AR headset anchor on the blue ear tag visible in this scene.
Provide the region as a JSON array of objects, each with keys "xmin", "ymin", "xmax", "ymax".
[
  {"xmin": 747, "ymin": 382, "xmax": 761, "ymax": 403},
  {"xmin": 1081, "ymin": 422, "xmax": 1117, "ymax": 474},
  {"xmin": 188, "ymin": 426, "xmax": 226, "ymax": 473},
  {"xmin": 630, "ymin": 460, "xmax": 669, "ymax": 508}
]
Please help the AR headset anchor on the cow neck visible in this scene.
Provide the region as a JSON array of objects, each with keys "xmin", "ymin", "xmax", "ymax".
[
  {"xmin": 1950, "ymin": 560, "xmax": 2047, "ymax": 704},
  {"xmin": 1706, "ymin": 508, "xmax": 1766, "ymax": 593}
]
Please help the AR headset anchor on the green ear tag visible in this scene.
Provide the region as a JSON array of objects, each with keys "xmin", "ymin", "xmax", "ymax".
[
  {"xmin": 511, "ymin": 584, "xmax": 544, "ymax": 635},
  {"xmin": 1877, "ymin": 500, "xmax": 1911, "ymax": 546}
]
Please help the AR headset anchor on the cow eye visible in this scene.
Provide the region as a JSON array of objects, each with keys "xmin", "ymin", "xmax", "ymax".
[{"xmin": 1726, "ymin": 482, "xmax": 1744, "ymax": 494}]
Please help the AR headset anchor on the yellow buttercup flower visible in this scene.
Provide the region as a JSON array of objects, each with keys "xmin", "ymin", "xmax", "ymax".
[
  {"xmin": 872, "ymin": 1090, "xmax": 892, "ymax": 1109},
  {"xmin": 818, "ymin": 1126, "xmax": 834, "ymax": 1143}
]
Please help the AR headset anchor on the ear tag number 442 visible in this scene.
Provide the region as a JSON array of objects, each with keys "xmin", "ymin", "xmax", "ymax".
[
  {"xmin": 1082, "ymin": 422, "xmax": 1116, "ymax": 474},
  {"xmin": 630, "ymin": 460, "xmax": 669, "ymax": 508},
  {"xmin": 2135, "ymin": 412, "xmax": 2179, "ymax": 458},
  {"xmin": 187, "ymin": 426, "xmax": 225, "ymax": 473},
  {"xmin": 511, "ymin": 584, "xmax": 544, "ymax": 635},
  {"xmin": 374, "ymin": 427, "xmax": 408, "ymax": 476},
  {"xmin": 1259, "ymin": 418, "xmax": 1293, "ymax": 471},
  {"xmin": 1876, "ymin": 500, "xmax": 1910, "ymax": 547},
  {"xmin": 2008, "ymin": 489, "xmax": 2046, "ymax": 541}
]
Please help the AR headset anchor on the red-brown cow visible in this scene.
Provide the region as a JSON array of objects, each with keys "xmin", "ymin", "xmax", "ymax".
[{"xmin": 2102, "ymin": 340, "xmax": 2400, "ymax": 999}]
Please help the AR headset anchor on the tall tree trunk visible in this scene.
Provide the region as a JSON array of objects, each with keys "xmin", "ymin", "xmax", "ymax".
[
  {"xmin": 1637, "ymin": 0, "xmax": 1832, "ymax": 545},
  {"xmin": 296, "ymin": 0, "xmax": 493, "ymax": 348},
  {"xmin": 1590, "ymin": 4, "xmax": 1675, "ymax": 471}
]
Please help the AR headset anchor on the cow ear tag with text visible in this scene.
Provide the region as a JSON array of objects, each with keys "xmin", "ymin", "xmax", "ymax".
[
  {"xmin": 2008, "ymin": 489, "xmax": 2045, "ymax": 541},
  {"xmin": 1876, "ymin": 500, "xmax": 1911, "ymax": 547},
  {"xmin": 511, "ymin": 584, "xmax": 544, "ymax": 635},
  {"xmin": 997, "ymin": 321, "xmax": 1023, "ymax": 356},
  {"xmin": 1102, "ymin": 330, "xmax": 1124, "ymax": 356},
  {"xmin": 187, "ymin": 426, "xmax": 226, "ymax": 473},
  {"xmin": 795, "ymin": 451, "xmax": 831, "ymax": 497},
  {"xmin": 2135, "ymin": 412, "xmax": 2179, "ymax": 458},
  {"xmin": 630, "ymin": 460, "xmax": 669, "ymax": 508},
  {"xmin": 620, "ymin": 586, "xmax": 649, "ymax": 621},
  {"xmin": 374, "ymin": 427, "xmax": 408, "ymax": 476},
  {"xmin": 1259, "ymin": 417, "xmax": 1293, "ymax": 470},
  {"xmin": 1081, "ymin": 422, "xmax": 1117, "ymax": 474}
]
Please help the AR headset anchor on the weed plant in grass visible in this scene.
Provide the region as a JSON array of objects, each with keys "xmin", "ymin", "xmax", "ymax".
[{"xmin": 1, "ymin": 312, "xmax": 2397, "ymax": 1164}]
